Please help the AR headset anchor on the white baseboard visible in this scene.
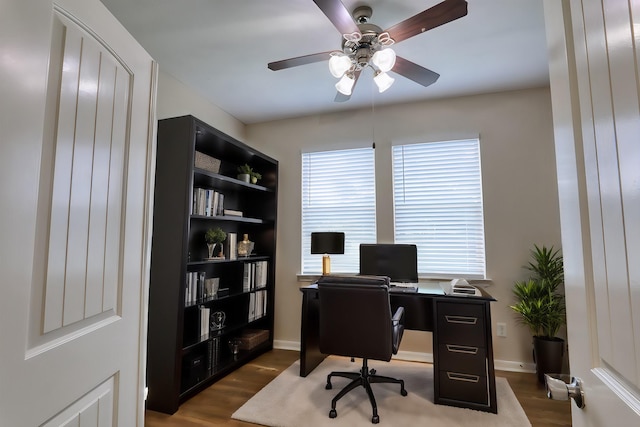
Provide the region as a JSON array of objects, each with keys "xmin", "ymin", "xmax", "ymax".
[
  {"xmin": 273, "ymin": 340, "xmax": 535, "ymax": 373},
  {"xmin": 274, "ymin": 339, "xmax": 299, "ymax": 351}
]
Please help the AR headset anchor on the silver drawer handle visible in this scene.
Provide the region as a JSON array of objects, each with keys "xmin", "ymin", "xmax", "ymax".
[
  {"xmin": 445, "ymin": 315, "xmax": 478, "ymax": 325},
  {"xmin": 446, "ymin": 344, "xmax": 478, "ymax": 354},
  {"xmin": 447, "ymin": 372, "xmax": 480, "ymax": 383}
]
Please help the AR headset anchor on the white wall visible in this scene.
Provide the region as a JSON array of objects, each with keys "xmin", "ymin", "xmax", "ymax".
[
  {"xmin": 245, "ymin": 87, "xmax": 562, "ymax": 370},
  {"xmin": 156, "ymin": 76, "xmax": 562, "ymax": 370}
]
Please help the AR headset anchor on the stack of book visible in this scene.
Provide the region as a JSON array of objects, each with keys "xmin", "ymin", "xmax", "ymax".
[
  {"xmin": 185, "ymin": 272, "xmax": 205, "ymax": 305},
  {"xmin": 242, "ymin": 260, "xmax": 268, "ymax": 292},
  {"xmin": 208, "ymin": 337, "xmax": 220, "ymax": 373},
  {"xmin": 248, "ymin": 289, "xmax": 268, "ymax": 322},
  {"xmin": 192, "ymin": 187, "xmax": 224, "ymax": 217}
]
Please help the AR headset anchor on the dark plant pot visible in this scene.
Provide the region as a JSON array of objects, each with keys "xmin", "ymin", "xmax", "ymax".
[{"xmin": 533, "ymin": 336, "xmax": 565, "ymax": 383}]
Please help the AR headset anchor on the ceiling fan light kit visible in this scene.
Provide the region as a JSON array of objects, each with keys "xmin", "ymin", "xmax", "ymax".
[
  {"xmin": 335, "ymin": 72, "xmax": 356, "ymax": 95},
  {"xmin": 328, "ymin": 53, "xmax": 352, "ymax": 78},
  {"xmin": 267, "ymin": 0, "xmax": 468, "ymax": 101},
  {"xmin": 371, "ymin": 48, "xmax": 396, "ymax": 73},
  {"xmin": 373, "ymin": 71, "xmax": 395, "ymax": 93}
]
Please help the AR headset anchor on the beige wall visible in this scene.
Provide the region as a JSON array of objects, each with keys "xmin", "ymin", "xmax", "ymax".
[
  {"xmin": 156, "ymin": 71, "xmax": 246, "ymax": 142},
  {"xmin": 156, "ymin": 80, "xmax": 562, "ymax": 371},
  {"xmin": 245, "ymin": 87, "xmax": 562, "ymax": 371}
]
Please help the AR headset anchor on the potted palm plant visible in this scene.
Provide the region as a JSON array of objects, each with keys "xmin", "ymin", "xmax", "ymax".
[{"xmin": 510, "ymin": 245, "xmax": 566, "ymax": 383}]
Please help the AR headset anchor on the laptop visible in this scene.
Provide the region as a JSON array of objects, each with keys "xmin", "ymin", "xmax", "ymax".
[{"xmin": 359, "ymin": 244, "xmax": 419, "ymax": 292}]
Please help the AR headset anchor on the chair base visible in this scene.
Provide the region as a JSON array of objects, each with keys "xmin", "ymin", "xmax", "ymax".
[{"xmin": 325, "ymin": 358, "xmax": 407, "ymax": 424}]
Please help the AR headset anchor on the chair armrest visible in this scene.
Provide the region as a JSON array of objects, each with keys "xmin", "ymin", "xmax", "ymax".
[
  {"xmin": 392, "ymin": 306, "xmax": 405, "ymax": 326},
  {"xmin": 391, "ymin": 306, "xmax": 405, "ymax": 354}
]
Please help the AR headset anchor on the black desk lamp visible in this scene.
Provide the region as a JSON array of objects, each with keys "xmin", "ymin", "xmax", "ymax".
[{"xmin": 311, "ymin": 232, "xmax": 345, "ymax": 275}]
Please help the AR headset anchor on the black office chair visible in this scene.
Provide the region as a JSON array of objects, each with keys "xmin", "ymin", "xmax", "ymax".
[{"xmin": 317, "ymin": 275, "xmax": 407, "ymax": 424}]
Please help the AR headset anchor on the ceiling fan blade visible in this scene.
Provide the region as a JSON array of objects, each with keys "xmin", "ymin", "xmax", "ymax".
[
  {"xmin": 268, "ymin": 51, "xmax": 333, "ymax": 71},
  {"xmin": 393, "ymin": 56, "xmax": 440, "ymax": 87},
  {"xmin": 313, "ymin": 0, "xmax": 360, "ymax": 36},
  {"xmin": 385, "ymin": 0, "xmax": 468, "ymax": 44},
  {"xmin": 334, "ymin": 70, "xmax": 362, "ymax": 102}
]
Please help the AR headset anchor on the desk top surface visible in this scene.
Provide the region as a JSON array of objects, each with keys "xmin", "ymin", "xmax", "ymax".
[{"xmin": 301, "ymin": 282, "xmax": 495, "ymax": 301}]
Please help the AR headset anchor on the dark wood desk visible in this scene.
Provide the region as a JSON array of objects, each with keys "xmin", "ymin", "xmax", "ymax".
[{"xmin": 300, "ymin": 283, "xmax": 498, "ymax": 413}]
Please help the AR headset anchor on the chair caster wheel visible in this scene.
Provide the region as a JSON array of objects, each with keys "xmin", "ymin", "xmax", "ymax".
[
  {"xmin": 329, "ymin": 409, "xmax": 337, "ymax": 418},
  {"xmin": 401, "ymin": 389, "xmax": 408, "ymax": 396},
  {"xmin": 372, "ymin": 415, "xmax": 380, "ymax": 424},
  {"xmin": 370, "ymin": 369, "xmax": 376, "ymax": 375},
  {"xmin": 325, "ymin": 383, "xmax": 332, "ymax": 390}
]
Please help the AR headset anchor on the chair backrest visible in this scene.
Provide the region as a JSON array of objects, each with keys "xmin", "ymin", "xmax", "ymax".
[{"xmin": 317, "ymin": 275, "xmax": 394, "ymax": 362}]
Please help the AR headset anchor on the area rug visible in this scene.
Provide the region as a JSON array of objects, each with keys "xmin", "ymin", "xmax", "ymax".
[{"xmin": 232, "ymin": 356, "xmax": 531, "ymax": 426}]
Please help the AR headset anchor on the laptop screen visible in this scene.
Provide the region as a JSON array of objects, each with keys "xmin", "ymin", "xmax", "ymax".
[{"xmin": 359, "ymin": 244, "xmax": 418, "ymax": 283}]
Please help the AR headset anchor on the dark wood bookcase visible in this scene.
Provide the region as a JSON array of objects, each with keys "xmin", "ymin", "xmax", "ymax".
[{"xmin": 146, "ymin": 115, "xmax": 278, "ymax": 414}]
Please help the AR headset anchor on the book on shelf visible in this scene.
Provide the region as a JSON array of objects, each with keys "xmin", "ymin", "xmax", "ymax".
[
  {"xmin": 242, "ymin": 262, "xmax": 250, "ymax": 292},
  {"xmin": 217, "ymin": 193, "xmax": 224, "ymax": 216},
  {"xmin": 241, "ymin": 260, "xmax": 268, "ymax": 292},
  {"xmin": 223, "ymin": 209, "xmax": 243, "ymax": 217},
  {"xmin": 199, "ymin": 305, "xmax": 210, "ymax": 338},
  {"xmin": 208, "ymin": 337, "xmax": 220, "ymax": 373},
  {"xmin": 228, "ymin": 232, "xmax": 237, "ymax": 261},
  {"xmin": 191, "ymin": 188, "xmax": 223, "ymax": 217},
  {"xmin": 248, "ymin": 292, "xmax": 256, "ymax": 321},
  {"xmin": 185, "ymin": 271, "xmax": 206, "ymax": 306},
  {"xmin": 248, "ymin": 289, "xmax": 268, "ymax": 322}
]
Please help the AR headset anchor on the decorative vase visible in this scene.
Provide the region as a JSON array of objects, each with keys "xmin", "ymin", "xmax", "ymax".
[
  {"xmin": 237, "ymin": 234, "xmax": 254, "ymax": 257},
  {"xmin": 250, "ymin": 176, "xmax": 258, "ymax": 184},
  {"xmin": 207, "ymin": 243, "xmax": 215, "ymax": 259},
  {"xmin": 533, "ymin": 336, "xmax": 565, "ymax": 383}
]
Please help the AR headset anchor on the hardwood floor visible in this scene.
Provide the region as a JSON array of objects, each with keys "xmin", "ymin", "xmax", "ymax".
[{"xmin": 145, "ymin": 349, "xmax": 571, "ymax": 427}]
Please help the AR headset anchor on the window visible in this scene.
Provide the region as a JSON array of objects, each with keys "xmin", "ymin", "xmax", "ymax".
[
  {"xmin": 301, "ymin": 148, "xmax": 376, "ymax": 274},
  {"xmin": 393, "ymin": 139, "xmax": 486, "ymax": 278}
]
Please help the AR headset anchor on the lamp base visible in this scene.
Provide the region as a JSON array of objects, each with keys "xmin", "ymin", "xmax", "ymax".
[{"xmin": 322, "ymin": 254, "xmax": 331, "ymax": 275}]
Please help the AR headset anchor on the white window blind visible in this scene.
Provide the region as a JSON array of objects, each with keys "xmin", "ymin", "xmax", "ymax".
[
  {"xmin": 393, "ymin": 139, "xmax": 486, "ymax": 278},
  {"xmin": 301, "ymin": 148, "xmax": 376, "ymax": 274}
]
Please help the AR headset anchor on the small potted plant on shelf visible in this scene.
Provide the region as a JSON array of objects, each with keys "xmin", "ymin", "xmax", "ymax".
[
  {"xmin": 510, "ymin": 244, "xmax": 566, "ymax": 383},
  {"xmin": 237, "ymin": 163, "xmax": 262, "ymax": 184},
  {"xmin": 205, "ymin": 227, "xmax": 226, "ymax": 259}
]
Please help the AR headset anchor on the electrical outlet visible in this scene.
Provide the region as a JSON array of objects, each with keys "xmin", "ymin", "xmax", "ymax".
[{"xmin": 496, "ymin": 322, "xmax": 507, "ymax": 337}]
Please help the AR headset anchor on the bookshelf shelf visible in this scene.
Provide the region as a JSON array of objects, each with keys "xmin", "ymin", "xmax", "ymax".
[{"xmin": 147, "ymin": 115, "xmax": 278, "ymax": 414}]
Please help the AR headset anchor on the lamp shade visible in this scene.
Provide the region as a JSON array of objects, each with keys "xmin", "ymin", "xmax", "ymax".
[
  {"xmin": 335, "ymin": 73, "xmax": 355, "ymax": 95},
  {"xmin": 328, "ymin": 54, "xmax": 352, "ymax": 78},
  {"xmin": 311, "ymin": 232, "xmax": 345, "ymax": 254},
  {"xmin": 374, "ymin": 71, "xmax": 395, "ymax": 93},
  {"xmin": 371, "ymin": 48, "xmax": 396, "ymax": 73}
]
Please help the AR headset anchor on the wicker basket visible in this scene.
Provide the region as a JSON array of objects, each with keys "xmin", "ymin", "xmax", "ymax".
[
  {"xmin": 238, "ymin": 329, "xmax": 269, "ymax": 350},
  {"xmin": 194, "ymin": 151, "xmax": 221, "ymax": 173}
]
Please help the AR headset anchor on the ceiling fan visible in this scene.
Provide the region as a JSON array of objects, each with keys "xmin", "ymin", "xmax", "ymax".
[{"xmin": 268, "ymin": 0, "xmax": 468, "ymax": 102}]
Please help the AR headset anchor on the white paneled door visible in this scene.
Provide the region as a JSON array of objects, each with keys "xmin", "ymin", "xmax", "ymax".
[
  {"xmin": 545, "ymin": 0, "xmax": 640, "ymax": 425},
  {"xmin": 0, "ymin": 0, "xmax": 156, "ymax": 425}
]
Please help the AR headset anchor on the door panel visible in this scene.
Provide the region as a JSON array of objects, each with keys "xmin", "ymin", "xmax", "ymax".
[
  {"xmin": 41, "ymin": 377, "xmax": 115, "ymax": 427},
  {"xmin": 42, "ymin": 11, "xmax": 131, "ymax": 334},
  {"xmin": 544, "ymin": 0, "xmax": 640, "ymax": 424},
  {"xmin": 0, "ymin": 0, "xmax": 156, "ymax": 425}
]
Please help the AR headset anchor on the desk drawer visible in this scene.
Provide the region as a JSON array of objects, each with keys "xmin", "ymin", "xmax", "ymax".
[
  {"xmin": 436, "ymin": 302, "xmax": 485, "ymax": 347},
  {"xmin": 438, "ymin": 344, "xmax": 487, "ymax": 375},
  {"xmin": 438, "ymin": 370, "xmax": 488, "ymax": 405}
]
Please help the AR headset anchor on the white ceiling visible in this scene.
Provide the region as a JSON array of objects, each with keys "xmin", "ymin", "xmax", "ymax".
[{"xmin": 100, "ymin": 0, "xmax": 549, "ymax": 124}]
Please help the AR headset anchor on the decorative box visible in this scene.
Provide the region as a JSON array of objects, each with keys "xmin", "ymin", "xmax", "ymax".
[
  {"xmin": 238, "ymin": 329, "xmax": 270, "ymax": 350},
  {"xmin": 194, "ymin": 151, "xmax": 221, "ymax": 173}
]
